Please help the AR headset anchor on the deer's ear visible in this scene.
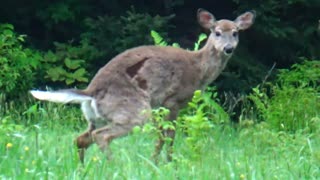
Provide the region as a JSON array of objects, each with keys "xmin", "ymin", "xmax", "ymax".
[
  {"xmin": 235, "ymin": 11, "xmax": 256, "ymax": 30},
  {"xmin": 197, "ymin": 9, "xmax": 216, "ymax": 30}
]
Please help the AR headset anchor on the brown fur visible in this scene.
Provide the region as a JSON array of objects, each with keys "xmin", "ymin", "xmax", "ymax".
[{"xmin": 215, "ymin": 20, "xmax": 237, "ymax": 31}]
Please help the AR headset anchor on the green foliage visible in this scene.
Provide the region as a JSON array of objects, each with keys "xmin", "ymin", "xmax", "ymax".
[
  {"xmin": 2, "ymin": 99, "xmax": 320, "ymax": 178},
  {"xmin": 135, "ymin": 89, "xmax": 230, "ymax": 159},
  {"xmin": 0, "ymin": 24, "xmax": 42, "ymax": 98},
  {"xmin": 233, "ymin": 0, "xmax": 320, "ymax": 64},
  {"xmin": 225, "ymin": 1, "xmax": 320, "ymax": 94},
  {"xmin": 267, "ymin": 87, "xmax": 319, "ymax": 132},
  {"xmin": 177, "ymin": 89, "xmax": 230, "ymax": 158},
  {"xmin": 139, "ymin": 108, "xmax": 173, "ymax": 132},
  {"xmin": 38, "ymin": 2, "xmax": 76, "ymax": 24},
  {"xmin": 81, "ymin": 8, "xmax": 173, "ymax": 68},
  {"xmin": 148, "ymin": 108, "xmax": 175, "ymax": 144},
  {"xmin": 134, "ymin": 107, "xmax": 175, "ymax": 145},
  {"xmin": 40, "ymin": 42, "xmax": 92, "ymax": 86},
  {"xmin": 277, "ymin": 60, "xmax": 320, "ymax": 90},
  {"xmin": 0, "ymin": 116, "xmax": 24, "ymax": 143},
  {"xmin": 151, "ymin": 30, "xmax": 207, "ymax": 50},
  {"xmin": 1, "ymin": 0, "xmax": 318, "ymax": 95},
  {"xmin": 34, "ymin": 0, "xmax": 96, "ymax": 48},
  {"xmin": 248, "ymin": 60, "xmax": 320, "ymax": 132},
  {"xmin": 218, "ymin": 47, "xmax": 268, "ymax": 93},
  {"xmin": 150, "ymin": 30, "xmax": 169, "ymax": 46},
  {"xmin": 193, "ymin": 33, "xmax": 207, "ymax": 51},
  {"xmin": 183, "ymin": 89, "xmax": 230, "ymax": 124}
]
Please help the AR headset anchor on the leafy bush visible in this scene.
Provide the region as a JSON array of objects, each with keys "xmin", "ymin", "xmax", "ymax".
[
  {"xmin": 0, "ymin": 24, "xmax": 42, "ymax": 98},
  {"xmin": 277, "ymin": 60, "xmax": 320, "ymax": 90},
  {"xmin": 248, "ymin": 60, "xmax": 320, "ymax": 132},
  {"xmin": 138, "ymin": 107, "xmax": 175, "ymax": 143},
  {"xmin": 176, "ymin": 89, "xmax": 230, "ymax": 158},
  {"xmin": 133, "ymin": 89, "xmax": 229, "ymax": 160},
  {"xmin": 233, "ymin": 0, "xmax": 320, "ymax": 65},
  {"xmin": 39, "ymin": 41, "xmax": 97, "ymax": 87},
  {"xmin": 81, "ymin": 8, "xmax": 174, "ymax": 69}
]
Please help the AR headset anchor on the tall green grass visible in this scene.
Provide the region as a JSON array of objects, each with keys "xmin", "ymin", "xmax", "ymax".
[{"xmin": 1, "ymin": 97, "xmax": 320, "ymax": 179}]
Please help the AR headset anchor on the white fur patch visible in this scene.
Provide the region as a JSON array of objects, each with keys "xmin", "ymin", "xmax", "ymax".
[
  {"xmin": 91, "ymin": 99, "xmax": 102, "ymax": 118},
  {"xmin": 30, "ymin": 90, "xmax": 92, "ymax": 104},
  {"xmin": 81, "ymin": 99, "xmax": 102, "ymax": 121}
]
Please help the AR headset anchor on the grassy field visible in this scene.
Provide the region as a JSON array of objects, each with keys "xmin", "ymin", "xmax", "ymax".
[{"xmin": 1, "ymin": 100, "xmax": 320, "ymax": 180}]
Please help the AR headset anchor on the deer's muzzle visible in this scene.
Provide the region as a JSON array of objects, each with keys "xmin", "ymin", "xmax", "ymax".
[{"xmin": 223, "ymin": 44, "xmax": 234, "ymax": 55}]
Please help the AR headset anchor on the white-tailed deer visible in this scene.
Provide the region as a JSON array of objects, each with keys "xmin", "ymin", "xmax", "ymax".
[{"xmin": 30, "ymin": 9, "xmax": 255, "ymax": 162}]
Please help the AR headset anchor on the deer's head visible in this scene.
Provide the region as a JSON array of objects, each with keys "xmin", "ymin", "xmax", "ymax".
[{"xmin": 197, "ymin": 9, "xmax": 255, "ymax": 56}]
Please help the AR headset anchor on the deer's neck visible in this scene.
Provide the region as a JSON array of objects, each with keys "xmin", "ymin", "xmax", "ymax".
[{"xmin": 197, "ymin": 33, "xmax": 231, "ymax": 87}]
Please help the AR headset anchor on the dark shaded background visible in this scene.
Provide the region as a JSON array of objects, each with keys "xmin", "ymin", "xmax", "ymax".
[{"xmin": 0, "ymin": 0, "xmax": 319, "ymax": 94}]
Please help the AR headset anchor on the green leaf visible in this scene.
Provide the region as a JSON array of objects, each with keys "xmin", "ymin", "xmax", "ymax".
[
  {"xmin": 151, "ymin": 30, "xmax": 168, "ymax": 46},
  {"xmin": 64, "ymin": 58, "xmax": 83, "ymax": 70},
  {"xmin": 1, "ymin": 24, "xmax": 14, "ymax": 30},
  {"xmin": 132, "ymin": 126, "xmax": 141, "ymax": 134},
  {"xmin": 172, "ymin": 43, "xmax": 180, "ymax": 48},
  {"xmin": 43, "ymin": 51, "xmax": 58, "ymax": 62},
  {"xmin": 194, "ymin": 33, "xmax": 207, "ymax": 50},
  {"xmin": 65, "ymin": 78, "xmax": 75, "ymax": 85},
  {"xmin": 198, "ymin": 33, "xmax": 207, "ymax": 43},
  {"xmin": 73, "ymin": 68, "xmax": 86, "ymax": 77},
  {"xmin": 3, "ymin": 29, "xmax": 13, "ymax": 37},
  {"xmin": 77, "ymin": 77, "xmax": 88, "ymax": 82},
  {"xmin": 23, "ymin": 104, "xmax": 38, "ymax": 115},
  {"xmin": 46, "ymin": 66, "xmax": 66, "ymax": 81},
  {"xmin": 17, "ymin": 35, "xmax": 26, "ymax": 42}
]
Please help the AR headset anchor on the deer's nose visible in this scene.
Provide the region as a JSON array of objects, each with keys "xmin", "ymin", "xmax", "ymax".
[{"xmin": 223, "ymin": 45, "xmax": 234, "ymax": 54}]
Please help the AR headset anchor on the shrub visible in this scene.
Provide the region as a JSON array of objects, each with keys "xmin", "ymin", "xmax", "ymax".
[
  {"xmin": 233, "ymin": 0, "xmax": 320, "ymax": 65},
  {"xmin": 81, "ymin": 8, "xmax": 174, "ymax": 69},
  {"xmin": 177, "ymin": 89, "xmax": 230, "ymax": 158},
  {"xmin": 39, "ymin": 41, "xmax": 97, "ymax": 88},
  {"xmin": 0, "ymin": 24, "xmax": 42, "ymax": 98},
  {"xmin": 248, "ymin": 60, "xmax": 320, "ymax": 132},
  {"xmin": 277, "ymin": 60, "xmax": 320, "ymax": 90}
]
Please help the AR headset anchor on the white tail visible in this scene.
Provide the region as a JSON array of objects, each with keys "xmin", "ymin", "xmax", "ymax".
[
  {"xmin": 30, "ymin": 90, "xmax": 92, "ymax": 104},
  {"xmin": 30, "ymin": 8, "xmax": 255, "ymax": 163}
]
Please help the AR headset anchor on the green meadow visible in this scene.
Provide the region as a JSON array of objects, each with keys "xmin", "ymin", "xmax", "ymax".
[{"xmin": 1, "ymin": 91, "xmax": 320, "ymax": 179}]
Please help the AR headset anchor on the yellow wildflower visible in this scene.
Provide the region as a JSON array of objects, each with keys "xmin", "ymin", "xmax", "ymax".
[
  {"xmin": 92, "ymin": 157, "xmax": 99, "ymax": 162},
  {"xmin": 240, "ymin": 174, "xmax": 246, "ymax": 180},
  {"xmin": 24, "ymin": 146, "xmax": 29, "ymax": 151},
  {"xmin": 6, "ymin": 143, "xmax": 13, "ymax": 149}
]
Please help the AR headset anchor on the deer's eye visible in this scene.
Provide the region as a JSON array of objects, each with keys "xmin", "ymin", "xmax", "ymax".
[
  {"xmin": 215, "ymin": 31, "xmax": 221, "ymax": 37},
  {"xmin": 232, "ymin": 31, "xmax": 238, "ymax": 37}
]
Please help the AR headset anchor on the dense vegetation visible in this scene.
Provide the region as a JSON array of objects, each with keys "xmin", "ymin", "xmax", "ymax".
[
  {"xmin": 0, "ymin": 0, "xmax": 319, "ymax": 96},
  {"xmin": 0, "ymin": 1, "xmax": 319, "ymax": 179}
]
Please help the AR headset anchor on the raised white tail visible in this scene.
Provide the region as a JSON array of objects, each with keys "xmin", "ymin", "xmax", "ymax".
[{"xmin": 30, "ymin": 90, "xmax": 92, "ymax": 104}]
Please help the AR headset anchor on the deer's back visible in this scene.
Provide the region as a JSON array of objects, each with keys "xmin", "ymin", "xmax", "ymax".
[{"xmin": 85, "ymin": 45, "xmax": 202, "ymax": 108}]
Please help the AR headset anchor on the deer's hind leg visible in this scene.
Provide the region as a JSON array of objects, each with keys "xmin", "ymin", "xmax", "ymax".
[
  {"xmin": 91, "ymin": 100, "xmax": 152, "ymax": 159},
  {"xmin": 76, "ymin": 124, "xmax": 94, "ymax": 163},
  {"xmin": 76, "ymin": 100, "xmax": 100, "ymax": 163},
  {"xmin": 91, "ymin": 123, "xmax": 138, "ymax": 159}
]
